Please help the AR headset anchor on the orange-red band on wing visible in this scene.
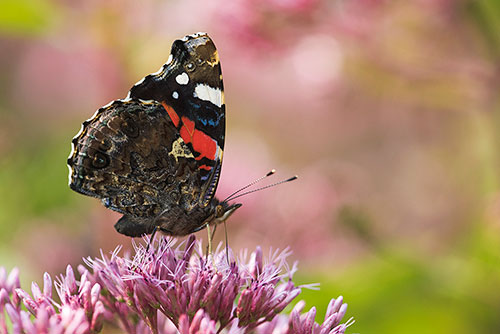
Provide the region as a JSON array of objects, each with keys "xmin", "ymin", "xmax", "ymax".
[
  {"xmin": 199, "ymin": 164, "xmax": 212, "ymax": 170},
  {"xmin": 162, "ymin": 102, "xmax": 180, "ymax": 127},
  {"xmin": 182, "ymin": 117, "xmax": 195, "ymax": 136},
  {"xmin": 179, "ymin": 116, "xmax": 218, "ymax": 162},
  {"xmin": 161, "ymin": 105, "xmax": 218, "ymax": 166},
  {"xmin": 192, "ymin": 126, "xmax": 217, "ymax": 161}
]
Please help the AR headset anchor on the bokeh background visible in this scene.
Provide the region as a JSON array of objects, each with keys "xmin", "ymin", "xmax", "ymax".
[{"xmin": 1, "ymin": 0, "xmax": 500, "ymax": 332}]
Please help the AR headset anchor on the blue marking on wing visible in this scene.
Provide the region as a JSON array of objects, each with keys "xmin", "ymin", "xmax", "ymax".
[
  {"xmin": 188, "ymin": 100, "xmax": 201, "ymax": 109},
  {"xmin": 196, "ymin": 108, "xmax": 224, "ymax": 127},
  {"xmin": 187, "ymin": 100, "xmax": 225, "ymax": 130},
  {"xmin": 198, "ymin": 117, "xmax": 219, "ymax": 127}
]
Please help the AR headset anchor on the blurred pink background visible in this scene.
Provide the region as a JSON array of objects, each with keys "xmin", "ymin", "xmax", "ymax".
[{"xmin": 1, "ymin": 0, "xmax": 500, "ymax": 332}]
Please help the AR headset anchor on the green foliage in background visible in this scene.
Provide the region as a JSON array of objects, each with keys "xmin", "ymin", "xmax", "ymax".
[
  {"xmin": 0, "ymin": 0, "xmax": 58, "ymax": 36},
  {"xmin": 299, "ymin": 222, "xmax": 500, "ymax": 333},
  {"xmin": 0, "ymin": 130, "xmax": 76, "ymax": 240}
]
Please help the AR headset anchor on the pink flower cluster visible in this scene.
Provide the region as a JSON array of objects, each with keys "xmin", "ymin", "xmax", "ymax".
[
  {"xmin": 0, "ymin": 266, "xmax": 104, "ymax": 334},
  {"xmin": 0, "ymin": 236, "xmax": 352, "ymax": 333}
]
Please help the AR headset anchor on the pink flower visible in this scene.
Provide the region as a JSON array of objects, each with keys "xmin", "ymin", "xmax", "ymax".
[
  {"xmin": 0, "ymin": 267, "xmax": 20, "ymax": 294},
  {"xmin": 0, "ymin": 236, "xmax": 353, "ymax": 334},
  {"xmin": 178, "ymin": 309, "xmax": 217, "ymax": 334},
  {"xmin": 3, "ymin": 266, "xmax": 104, "ymax": 334},
  {"xmin": 289, "ymin": 297, "xmax": 352, "ymax": 334}
]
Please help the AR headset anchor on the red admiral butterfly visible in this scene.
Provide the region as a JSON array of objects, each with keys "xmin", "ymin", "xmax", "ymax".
[{"xmin": 67, "ymin": 33, "xmax": 241, "ymax": 237}]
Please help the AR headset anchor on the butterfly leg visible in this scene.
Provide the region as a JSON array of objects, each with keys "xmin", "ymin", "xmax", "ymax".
[
  {"xmin": 205, "ymin": 223, "xmax": 219, "ymax": 255},
  {"xmin": 146, "ymin": 225, "xmax": 160, "ymax": 253},
  {"xmin": 206, "ymin": 223, "xmax": 213, "ymax": 256}
]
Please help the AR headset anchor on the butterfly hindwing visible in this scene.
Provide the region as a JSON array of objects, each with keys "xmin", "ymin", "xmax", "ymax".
[{"xmin": 68, "ymin": 99, "xmax": 204, "ymax": 219}]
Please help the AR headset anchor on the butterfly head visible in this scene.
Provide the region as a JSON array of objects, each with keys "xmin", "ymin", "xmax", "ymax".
[{"xmin": 211, "ymin": 200, "xmax": 242, "ymax": 225}]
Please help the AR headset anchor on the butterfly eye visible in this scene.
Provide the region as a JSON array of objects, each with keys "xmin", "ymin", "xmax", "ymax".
[
  {"xmin": 185, "ymin": 62, "xmax": 196, "ymax": 72},
  {"xmin": 215, "ymin": 205, "xmax": 223, "ymax": 218}
]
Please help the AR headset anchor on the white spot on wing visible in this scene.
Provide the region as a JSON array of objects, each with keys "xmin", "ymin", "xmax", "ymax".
[
  {"xmin": 175, "ymin": 72, "xmax": 189, "ymax": 85},
  {"xmin": 194, "ymin": 84, "xmax": 222, "ymax": 107},
  {"xmin": 172, "ymin": 91, "xmax": 179, "ymax": 99}
]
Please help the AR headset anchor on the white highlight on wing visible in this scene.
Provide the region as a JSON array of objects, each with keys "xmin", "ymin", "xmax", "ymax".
[
  {"xmin": 182, "ymin": 32, "xmax": 207, "ymax": 41},
  {"xmin": 194, "ymin": 84, "xmax": 222, "ymax": 107},
  {"xmin": 67, "ymin": 122, "xmax": 85, "ymax": 185},
  {"xmin": 151, "ymin": 67, "xmax": 163, "ymax": 76},
  {"xmin": 67, "ymin": 164, "xmax": 73, "ymax": 186},
  {"xmin": 134, "ymin": 77, "xmax": 145, "ymax": 87},
  {"xmin": 172, "ymin": 91, "xmax": 179, "ymax": 99},
  {"xmin": 137, "ymin": 98, "xmax": 156, "ymax": 104},
  {"xmin": 175, "ymin": 72, "xmax": 189, "ymax": 85}
]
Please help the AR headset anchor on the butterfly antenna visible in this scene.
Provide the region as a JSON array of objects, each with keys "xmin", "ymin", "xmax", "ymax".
[
  {"xmin": 223, "ymin": 169, "xmax": 276, "ymax": 202},
  {"xmin": 225, "ymin": 175, "xmax": 298, "ymax": 202}
]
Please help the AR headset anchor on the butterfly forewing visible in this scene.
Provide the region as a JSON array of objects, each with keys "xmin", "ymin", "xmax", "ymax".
[{"xmin": 128, "ymin": 33, "xmax": 225, "ymax": 206}]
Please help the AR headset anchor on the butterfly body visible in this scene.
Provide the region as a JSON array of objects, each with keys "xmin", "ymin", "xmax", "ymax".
[{"xmin": 67, "ymin": 33, "xmax": 240, "ymax": 237}]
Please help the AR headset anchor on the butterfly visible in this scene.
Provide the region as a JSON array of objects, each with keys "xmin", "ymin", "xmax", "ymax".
[{"xmin": 67, "ymin": 32, "xmax": 241, "ymax": 238}]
